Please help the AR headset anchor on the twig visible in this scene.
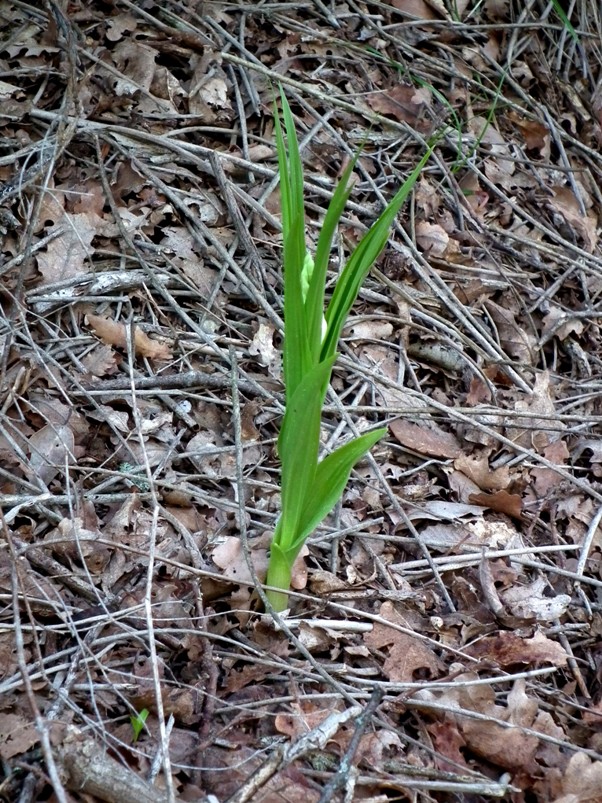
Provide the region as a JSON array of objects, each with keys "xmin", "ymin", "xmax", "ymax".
[
  {"xmin": 56, "ymin": 726, "xmax": 177, "ymax": 803},
  {"xmin": 225, "ymin": 706, "xmax": 363, "ymax": 803},
  {"xmin": 74, "ymin": 369, "xmax": 278, "ymax": 400},
  {"xmin": 4, "ymin": 515, "xmax": 69, "ymax": 803},
  {"xmin": 127, "ymin": 331, "xmax": 176, "ymax": 803},
  {"xmin": 317, "ymin": 688, "xmax": 383, "ymax": 803}
]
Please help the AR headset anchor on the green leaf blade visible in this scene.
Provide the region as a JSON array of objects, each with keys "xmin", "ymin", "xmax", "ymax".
[
  {"xmin": 130, "ymin": 708, "xmax": 149, "ymax": 743},
  {"xmin": 291, "ymin": 427, "xmax": 387, "ymax": 551},
  {"xmin": 278, "ymin": 357, "xmax": 335, "ymax": 549},
  {"xmin": 305, "ymin": 157, "xmax": 357, "ymax": 361},
  {"xmin": 275, "ymin": 89, "xmax": 312, "ymax": 401},
  {"xmin": 321, "ymin": 148, "xmax": 432, "ymax": 362}
]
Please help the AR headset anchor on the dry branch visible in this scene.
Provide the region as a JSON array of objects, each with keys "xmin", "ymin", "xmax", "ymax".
[{"xmin": 55, "ymin": 727, "xmax": 180, "ymax": 803}]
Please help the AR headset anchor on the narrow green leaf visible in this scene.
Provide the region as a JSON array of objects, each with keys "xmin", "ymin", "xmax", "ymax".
[
  {"xmin": 278, "ymin": 357, "xmax": 335, "ymax": 547},
  {"xmin": 290, "ymin": 427, "xmax": 387, "ymax": 552},
  {"xmin": 283, "ymin": 211, "xmax": 311, "ymax": 400},
  {"xmin": 321, "ymin": 147, "xmax": 432, "ymax": 362},
  {"xmin": 304, "ymin": 156, "xmax": 357, "ymax": 362},
  {"xmin": 275, "ymin": 90, "xmax": 311, "ymax": 401},
  {"xmin": 551, "ymin": 0, "xmax": 579, "ymax": 43}
]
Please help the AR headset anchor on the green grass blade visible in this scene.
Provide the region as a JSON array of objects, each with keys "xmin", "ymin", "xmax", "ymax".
[
  {"xmin": 292, "ymin": 427, "xmax": 386, "ymax": 552},
  {"xmin": 551, "ymin": 0, "xmax": 579, "ymax": 43},
  {"xmin": 305, "ymin": 157, "xmax": 357, "ymax": 361},
  {"xmin": 321, "ymin": 147, "xmax": 432, "ymax": 362},
  {"xmin": 278, "ymin": 357, "xmax": 335, "ymax": 547},
  {"xmin": 275, "ymin": 90, "xmax": 311, "ymax": 400}
]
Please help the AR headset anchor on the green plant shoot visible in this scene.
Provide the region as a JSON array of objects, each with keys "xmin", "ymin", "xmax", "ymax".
[
  {"xmin": 265, "ymin": 88, "xmax": 432, "ymax": 611},
  {"xmin": 130, "ymin": 708, "xmax": 149, "ymax": 742}
]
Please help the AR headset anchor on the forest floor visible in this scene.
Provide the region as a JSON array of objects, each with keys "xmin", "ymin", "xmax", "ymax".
[{"xmin": 1, "ymin": 1, "xmax": 602, "ymax": 801}]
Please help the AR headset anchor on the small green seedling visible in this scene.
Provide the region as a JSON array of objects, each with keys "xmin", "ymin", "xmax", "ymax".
[
  {"xmin": 130, "ymin": 708, "xmax": 149, "ymax": 742},
  {"xmin": 264, "ymin": 88, "xmax": 432, "ymax": 611}
]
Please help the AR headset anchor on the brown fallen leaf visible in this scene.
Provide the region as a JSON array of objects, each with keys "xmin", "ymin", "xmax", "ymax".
[
  {"xmin": 469, "ymin": 490, "xmax": 523, "ymax": 519},
  {"xmin": 364, "ymin": 601, "xmax": 443, "ymax": 683},
  {"xmin": 465, "ymin": 631, "xmax": 568, "ymax": 668},
  {"xmin": 36, "ymin": 212, "xmax": 100, "ymax": 284},
  {"xmin": 0, "ymin": 714, "xmax": 39, "ymax": 759},
  {"xmin": 390, "ymin": 420, "xmax": 462, "ymax": 458},
  {"xmin": 87, "ymin": 314, "xmax": 172, "ymax": 360},
  {"xmin": 549, "ymin": 185, "xmax": 598, "ymax": 253},
  {"xmin": 552, "ymin": 752, "xmax": 602, "ymax": 803},
  {"xmin": 415, "ymin": 221, "xmax": 450, "ymax": 256},
  {"xmin": 454, "ymin": 453, "xmax": 510, "ymax": 491},
  {"xmin": 365, "ymin": 84, "xmax": 432, "ymax": 129}
]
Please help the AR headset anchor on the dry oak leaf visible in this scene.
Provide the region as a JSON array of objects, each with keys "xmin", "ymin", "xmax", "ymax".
[
  {"xmin": 454, "ymin": 453, "xmax": 510, "ymax": 491},
  {"xmin": 364, "ymin": 601, "xmax": 443, "ymax": 683},
  {"xmin": 469, "ymin": 489, "xmax": 523, "ymax": 519},
  {"xmin": 465, "ymin": 631, "xmax": 568, "ymax": 668},
  {"xmin": 390, "ymin": 419, "xmax": 462, "ymax": 458},
  {"xmin": 36, "ymin": 212, "xmax": 99, "ymax": 285},
  {"xmin": 415, "ymin": 221, "xmax": 450, "ymax": 256},
  {"xmin": 552, "ymin": 752, "xmax": 602, "ymax": 803},
  {"xmin": 365, "ymin": 84, "xmax": 432, "ymax": 129},
  {"xmin": 550, "ymin": 186, "xmax": 598, "ymax": 253},
  {"xmin": 87, "ymin": 314, "xmax": 172, "ymax": 360},
  {"xmin": 0, "ymin": 714, "xmax": 39, "ymax": 759}
]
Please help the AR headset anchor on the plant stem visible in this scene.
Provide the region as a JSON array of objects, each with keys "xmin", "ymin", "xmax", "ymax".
[{"xmin": 265, "ymin": 545, "xmax": 293, "ymax": 611}]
